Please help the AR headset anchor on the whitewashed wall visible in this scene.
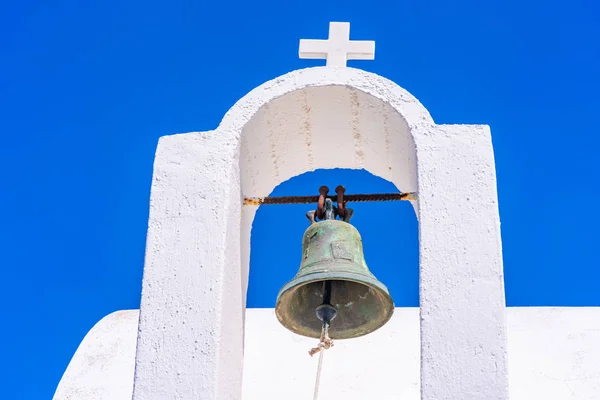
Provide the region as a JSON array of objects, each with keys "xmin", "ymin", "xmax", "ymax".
[{"xmin": 54, "ymin": 307, "xmax": 600, "ymax": 400}]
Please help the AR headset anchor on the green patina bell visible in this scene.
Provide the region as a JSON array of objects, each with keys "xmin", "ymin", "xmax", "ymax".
[{"xmin": 275, "ymin": 197, "xmax": 394, "ymax": 340}]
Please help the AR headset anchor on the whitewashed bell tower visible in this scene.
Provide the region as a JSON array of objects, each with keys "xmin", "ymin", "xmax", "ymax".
[
  {"xmin": 132, "ymin": 21, "xmax": 509, "ymax": 400},
  {"xmin": 55, "ymin": 21, "xmax": 585, "ymax": 400}
]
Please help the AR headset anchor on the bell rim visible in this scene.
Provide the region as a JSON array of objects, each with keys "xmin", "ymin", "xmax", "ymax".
[{"xmin": 275, "ymin": 271, "xmax": 395, "ymax": 340}]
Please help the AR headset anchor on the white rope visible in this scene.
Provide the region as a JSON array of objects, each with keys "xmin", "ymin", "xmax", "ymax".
[
  {"xmin": 312, "ymin": 349, "xmax": 325, "ymax": 400},
  {"xmin": 310, "ymin": 324, "xmax": 333, "ymax": 400}
]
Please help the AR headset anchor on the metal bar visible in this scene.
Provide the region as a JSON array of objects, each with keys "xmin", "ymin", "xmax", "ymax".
[{"xmin": 243, "ymin": 192, "xmax": 417, "ymax": 206}]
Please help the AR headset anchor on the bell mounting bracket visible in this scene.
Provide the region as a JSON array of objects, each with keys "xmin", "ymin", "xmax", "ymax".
[{"xmin": 306, "ymin": 186, "xmax": 354, "ymax": 224}]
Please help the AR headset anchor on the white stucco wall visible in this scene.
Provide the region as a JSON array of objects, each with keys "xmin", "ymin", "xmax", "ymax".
[
  {"xmin": 244, "ymin": 307, "xmax": 600, "ymax": 400},
  {"xmin": 132, "ymin": 66, "xmax": 509, "ymax": 399},
  {"xmin": 53, "ymin": 311, "xmax": 138, "ymax": 400},
  {"xmin": 55, "ymin": 307, "xmax": 600, "ymax": 399}
]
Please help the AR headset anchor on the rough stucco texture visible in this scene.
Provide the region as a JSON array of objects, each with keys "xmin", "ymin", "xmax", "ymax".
[
  {"xmin": 133, "ymin": 132, "xmax": 243, "ymax": 400},
  {"xmin": 53, "ymin": 311, "xmax": 138, "ymax": 400},
  {"xmin": 415, "ymin": 123, "xmax": 508, "ymax": 400},
  {"xmin": 54, "ymin": 307, "xmax": 600, "ymax": 400},
  {"xmin": 133, "ymin": 66, "xmax": 509, "ymax": 400}
]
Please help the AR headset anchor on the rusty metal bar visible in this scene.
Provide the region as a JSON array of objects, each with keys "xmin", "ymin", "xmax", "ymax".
[{"xmin": 243, "ymin": 192, "xmax": 417, "ymax": 206}]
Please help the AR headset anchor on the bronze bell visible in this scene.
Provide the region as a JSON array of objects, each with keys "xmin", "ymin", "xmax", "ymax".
[{"xmin": 275, "ymin": 194, "xmax": 394, "ymax": 340}]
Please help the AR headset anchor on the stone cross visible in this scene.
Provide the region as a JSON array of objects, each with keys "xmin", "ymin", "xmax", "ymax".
[{"xmin": 299, "ymin": 22, "xmax": 375, "ymax": 67}]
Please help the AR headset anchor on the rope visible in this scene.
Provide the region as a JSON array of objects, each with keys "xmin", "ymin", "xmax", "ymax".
[
  {"xmin": 313, "ymin": 350, "xmax": 325, "ymax": 400},
  {"xmin": 309, "ymin": 324, "xmax": 334, "ymax": 400}
]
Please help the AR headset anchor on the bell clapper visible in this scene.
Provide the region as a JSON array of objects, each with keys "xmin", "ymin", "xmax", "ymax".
[
  {"xmin": 310, "ymin": 281, "xmax": 338, "ymax": 400},
  {"xmin": 309, "ymin": 281, "xmax": 337, "ymax": 356}
]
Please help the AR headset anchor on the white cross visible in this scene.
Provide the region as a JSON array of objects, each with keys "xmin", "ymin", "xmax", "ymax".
[{"xmin": 299, "ymin": 22, "xmax": 375, "ymax": 67}]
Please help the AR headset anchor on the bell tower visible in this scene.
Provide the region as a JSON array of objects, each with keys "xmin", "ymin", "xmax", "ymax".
[{"xmin": 132, "ymin": 21, "xmax": 509, "ymax": 400}]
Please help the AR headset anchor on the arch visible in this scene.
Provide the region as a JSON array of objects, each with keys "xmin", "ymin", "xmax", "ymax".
[
  {"xmin": 237, "ymin": 84, "xmax": 418, "ymax": 197},
  {"xmin": 222, "ymin": 68, "xmax": 433, "ymax": 312},
  {"xmin": 231, "ymin": 76, "xmax": 427, "ymax": 314},
  {"xmin": 219, "ymin": 67, "xmax": 434, "ymax": 144},
  {"xmin": 218, "ymin": 66, "xmax": 435, "ymax": 202}
]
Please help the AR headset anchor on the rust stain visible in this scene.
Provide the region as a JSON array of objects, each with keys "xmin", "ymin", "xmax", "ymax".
[
  {"xmin": 302, "ymin": 89, "xmax": 314, "ymax": 168},
  {"xmin": 243, "ymin": 191, "xmax": 417, "ymax": 206},
  {"xmin": 265, "ymin": 104, "xmax": 280, "ymax": 181},
  {"xmin": 349, "ymin": 88, "xmax": 365, "ymax": 167}
]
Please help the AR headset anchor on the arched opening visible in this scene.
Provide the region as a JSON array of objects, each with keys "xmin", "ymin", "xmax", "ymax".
[
  {"xmin": 237, "ymin": 84, "xmax": 419, "ymax": 308},
  {"xmin": 237, "ymin": 83, "xmax": 421, "ymax": 398}
]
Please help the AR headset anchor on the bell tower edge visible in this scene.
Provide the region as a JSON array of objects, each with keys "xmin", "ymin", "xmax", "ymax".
[{"xmin": 416, "ymin": 124, "xmax": 508, "ymax": 399}]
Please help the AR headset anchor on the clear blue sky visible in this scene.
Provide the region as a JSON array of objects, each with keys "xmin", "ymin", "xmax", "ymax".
[{"xmin": 2, "ymin": 0, "xmax": 599, "ymax": 398}]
